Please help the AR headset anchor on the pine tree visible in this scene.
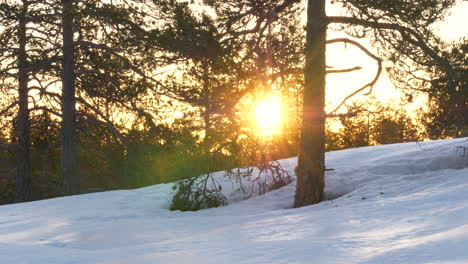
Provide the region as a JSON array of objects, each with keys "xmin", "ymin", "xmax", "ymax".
[
  {"xmin": 56, "ymin": 0, "xmax": 178, "ymax": 194},
  {"xmin": 0, "ymin": 0, "xmax": 59, "ymax": 201},
  {"xmin": 421, "ymin": 40, "xmax": 467, "ymax": 138}
]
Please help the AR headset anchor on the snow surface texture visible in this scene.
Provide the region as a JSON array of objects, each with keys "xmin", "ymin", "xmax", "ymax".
[{"xmin": 1, "ymin": 138, "xmax": 468, "ymax": 264}]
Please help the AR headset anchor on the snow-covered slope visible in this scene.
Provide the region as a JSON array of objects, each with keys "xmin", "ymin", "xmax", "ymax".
[{"xmin": 1, "ymin": 138, "xmax": 468, "ymax": 264}]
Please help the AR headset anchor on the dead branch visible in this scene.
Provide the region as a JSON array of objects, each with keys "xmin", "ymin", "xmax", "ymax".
[
  {"xmin": 326, "ymin": 66, "xmax": 362, "ymax": 74},
  {"xmin": 326, "ymin": 112, "xmax": 357, "ymax": 118},
  {"xmin": 326, "ymin": 38, "xmax": 382, "ymax": 114}
]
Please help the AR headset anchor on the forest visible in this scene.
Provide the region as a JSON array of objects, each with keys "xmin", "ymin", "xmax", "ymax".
[{"xmin": 0, "ymin": 0, "xmax": 466, "ymax": 208}]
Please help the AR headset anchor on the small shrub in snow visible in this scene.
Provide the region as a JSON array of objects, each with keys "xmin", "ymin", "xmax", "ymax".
[{"xmin": 170, "ymin": 174, "xmax": 226, "ymax": 211}]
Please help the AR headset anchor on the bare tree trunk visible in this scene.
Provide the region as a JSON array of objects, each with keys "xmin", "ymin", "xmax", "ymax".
[
  {"xmin": 61, "ymin": 0, "xmax": 78, "ymax": 195},
  {"xmin": 294, "ymin": 0, "xmax": 327, "ymax": 207},
  {"xmin": 15, "ymin": 0, "xmax": 32, "ymax": 202}
]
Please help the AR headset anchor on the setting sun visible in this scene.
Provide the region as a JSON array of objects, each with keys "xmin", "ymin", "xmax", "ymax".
[{"xmin": 253, "ymin": 96, "xmax": 283, "ymax": 136}]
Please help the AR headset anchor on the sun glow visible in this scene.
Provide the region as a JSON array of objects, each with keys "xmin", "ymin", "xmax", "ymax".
[{"xmin": 253, "ymin": 96, "xmax": 283, "ymax": 136}]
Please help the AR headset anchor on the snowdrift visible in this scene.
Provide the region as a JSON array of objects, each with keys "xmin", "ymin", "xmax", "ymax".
[{"xmin": 1, "ymin": 138, "xmax": 467, "ymax": 263}]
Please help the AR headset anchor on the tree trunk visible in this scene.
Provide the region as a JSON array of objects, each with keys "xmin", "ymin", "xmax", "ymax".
[
  {"xmin": 294, "ymin": 0, "xmax": 327, "ymax": 207},
  {"xmin": 463, "ymin": 101, "xmax": 468, "ymax": 137},
  {"xmin": 15, "ymin": 1, "xmax": 32, "ymax": 202},
  {"xmin": 202, "ymin": 64, "xmax": 212, "ymax": 153},
  {"xmin": 61, "ymin": 0, "xmax": 78, "ymax": 195}
]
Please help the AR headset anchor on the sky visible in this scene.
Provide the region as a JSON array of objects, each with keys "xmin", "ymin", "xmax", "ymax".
[{"xmin": 435, "ymin": 1, "xmax": 468, "ymax": 41}]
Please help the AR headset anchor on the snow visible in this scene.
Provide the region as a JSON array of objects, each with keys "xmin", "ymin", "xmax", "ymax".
[{"xmin": 1, "ymin": 138, "xmax": 468, "ymax": 264}]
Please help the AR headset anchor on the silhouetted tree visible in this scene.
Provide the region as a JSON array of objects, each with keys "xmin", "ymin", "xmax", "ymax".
[
  {"xmin": 420, "ymin": 40, "xmax": 468, "ymax": 138},
  {"xmin": 0, "ymin": 0, "xmax": 59, "ymax": 201}
]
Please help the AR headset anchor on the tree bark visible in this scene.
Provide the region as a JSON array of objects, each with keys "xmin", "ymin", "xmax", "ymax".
[
  {"xmin": 61, "ymin": 0, "xmax": 78, "ymax": 195},
  {"xmin": 202, "ymin": 64, "xmax": 212, "ymax": 152},
  {"xmin": 463, "ymin": 101, "xmax": 468, "ymax": 137},
  {"xmin": 15, "ymin": 0, "xmax": 32, "ymax": 202},
  {"xmin": 294, "ymin": 0, "xmax": 326, "ymax": 207}
]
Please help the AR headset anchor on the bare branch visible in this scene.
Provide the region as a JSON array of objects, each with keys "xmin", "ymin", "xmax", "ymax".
[
  {"xmin": 79, "ymin": 112, "xmax": 126, "ymax": 146},
  {"xmin": 326, "ymin": 38, "xmax": 382, "ymax": 114},
  {"xmin": 327, "ymin": 16, "xmax": 452, "ymax": 69},
  {"xmin": 325, "ymin": 112, "xmax": 357, "ymax": 118},
  {"xmin": 76, "ymin": 97, "xmax": 126, "ymax": 146},
  {"xmin": 326, "ymin": 66, "xmax": 362, "ymax": 74}
]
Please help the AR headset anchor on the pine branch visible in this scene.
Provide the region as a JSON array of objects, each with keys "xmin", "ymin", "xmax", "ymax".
[
  {"xmin": 0, "ymin": 101, "xmax": 18, "ymax": 117},
  {"xmin": 30, "ymin": 106, "xmax": 61, "ymax": 117},
  {"xmin": 77, "ymin": 40, "xmax": 179, "ymax": 100}
]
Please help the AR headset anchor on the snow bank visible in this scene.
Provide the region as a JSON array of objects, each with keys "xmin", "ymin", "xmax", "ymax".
[{"xmin": 0, "ymin": 138, "xmax": 467, "ymax": 263}]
